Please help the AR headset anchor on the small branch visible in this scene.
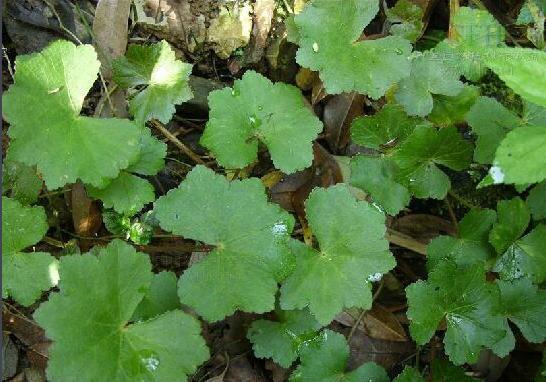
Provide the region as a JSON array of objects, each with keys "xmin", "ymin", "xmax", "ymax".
[
  {"xmin": 43, "ymin": 236, "xmax": 66, "ymax": 248},
  {"xmin": 386, "ymin": 228, "xmax": 427, "ymax": 256},
  {"xmin": 151, "ymin": 120, "xmax": 207, "ymax": 165},
  {"xmin": 347, "ymin": 279, "xmax": 385, "ymax": 342},
  {"xmin": 448, "ymin": 0, "xmax": 460, "ymax": 40},
  {"xmin": 2, "ymin": 46, "xmax": 14, "ymax": 78},
  {"xmin": 448, "ymin": 190, "xmax": 480, "ymax": 210},
  {"xmin": 444, "ymin": 197, "xmax": 459, "ymax": 231},
  {"xmin": 43, "ymin": 0, "xmax": 83, "ymax": 45}
]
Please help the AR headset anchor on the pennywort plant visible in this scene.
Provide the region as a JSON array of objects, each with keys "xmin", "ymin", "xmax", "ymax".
[{"xmin": 3, "ymin": 0, "xmax": 546, "ymax": 380}]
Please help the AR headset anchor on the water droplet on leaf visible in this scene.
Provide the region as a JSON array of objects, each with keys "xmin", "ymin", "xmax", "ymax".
[{"xmin": 138, "ymin": 350, "xmax": 160, "ymax": 373}]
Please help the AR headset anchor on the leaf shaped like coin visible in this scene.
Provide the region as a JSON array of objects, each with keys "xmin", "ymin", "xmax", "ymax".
[
  {"xmin": 485, "ymin": 48, "xmax": 546, "ymax": 107},
  {"xmin": 406, "ymin": 261, "xmax": 505, "ymax": 365},
  {"xmin": 34, "ymin": 240, "xmax": 209, "ymax": 382},
  {"xmin": 427, "ymin": 208, "xmax": 497, "ymax": 270},
  {"xmin": 113, "ymin": 40, "xmax": 194, "ymax": 124},
  {"xmin": 493, "ymin": 125, "xmax": 546, "ymax": 185},
  {"xmin": 293, "ymin": 0, "xmax": 412, "ymax": 98},
  {"xmin": 247, "ymin": 308, "xmax": 322, "ymax": 368},
  {"xmin": 434, "ymin": 7, "xmax": 505, "ymax": 81},
  {"xmin": 350, "ymin": 155, "xmax": 411, "ymax": 215},
  {"xmin": 493, "ymin": 224, "xmax": 546, "ymax": 283},
  {"xmin": 527, "ymin": 181, "xmax": 546, "ymax": 220},
  {"xmin": 2, "ymin": 197, "xmax": 58, "ymax": 306},
  {"xmin": 395, "ymin": 53, "xmax": 465, "ymax": 117},
  {"xmin": 351, "ymin": 103, "xmax": 425, "ymax": 150},
  {"xmin": 154, "ymin": 165, "xmax": 295, "ymax": 321},
  {"xmin": 289, "ymin": 330, "xmax": 389, "ymax": 382},
  {"xmin": 393, "ymin": 126, "xmax": 473, "ymax": 199},
  {"xmin": 491, "ymin": 278, "xmax": 546, "ymax": 357},
  {"xmin": 201, "ymin": 71, "xmax": 322, "ymax": 174},
  {"xmin": 2, "ymin": 157, "xmax": 43, "ymax": 205},
  {"xmin": 466, "ymin": 97, "xmax": 523, "ymax": 164},
  {"xmin": 280, "ymin": 185, "xmax": 395, "ymax": 325},
  {"xmin": 2, "ymin": 40, "xmax": 141, "ymax": 189}
]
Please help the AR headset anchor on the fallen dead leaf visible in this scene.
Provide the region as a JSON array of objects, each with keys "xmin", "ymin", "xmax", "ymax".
[
  {"xmin": 3, "ymin": 308, "xmax": 50, "ymax": 371},
  {"xmin": 133, "ymin": 0, "xmax": 207, "ymax": 54},
  {"xmin": 345, "ymin": 327, "xmax": 415, "ymax": 372},
  {"xmin": 71, "ymin": 182, "xmax": 101, "ymax": 239},
  {"xmin": 223, "ymin": 356, "xmax": 268, "ymax": 382},
  {"xmin": 261, "ymin": 170, "xmax": 284, "ymax": 189},
  {"xmin": 93, "ymin": 0, "xmax": 131, "ymax": 77},
  {"xmin": 391, "ymin": 214, "xmax": 456, "ymax": 244},
  {"xmin": 336, "ymin": 304, "xmax": 408, "ymax": 342},
  {"xmin": 311, "ymin": 78, "xmax": 328, "ymax": 105},
  {"xmin": 296, "ymin": 68, "xmax": 318, "ymax": 91},
  {"xmin": 242, "ymin": 0, "xmax": 275, "ymax": 64},
  {"xmin": 322, "ymin": 92, "xmax": 365, "ymax": 153},
  {"xmin": 207, "ymin": 2, "xmax": 252, "ymax": 59},
  {"xmin": 3, "ymin": 333, "xmax": 18, "ymax": 380}
]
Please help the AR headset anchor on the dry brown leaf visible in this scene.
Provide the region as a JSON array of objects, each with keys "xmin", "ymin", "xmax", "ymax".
[
  {"xmin": 322, "ymin": 92, "xmax": 365, "ymax": 153},
  {"xmin": 261, "ymin": 170, "xmax": 284, "ymax": 189},
  {"xmin": 70, "ymin": 182, "xmax": 101, "ymax": 238},
  {"xmin": 345, "ymin": 327, "xmax": 414, "ymax": 372},
  {"xmin": 362, "ymin": 304, "xmax": 408, "ymax": 342},
  {"xmin": 134, "ymin": 0, "xmax": 206, "ymax": 53},
  {"xmin": 336, "ymin": 304, "xmax": 408, "ymax": 342},
  {"xmin": 93, "ymin": 0, "xmax": 131, "ymax": 78},
  {"xmin": 296, "ymin": 68, "xmax": 318, "ymax": 91},
  {"xmin": 311, "ymin": 78, "xmax": 328, "ymax": 105},
  {"xmin": 3, "ymin": 309, "xmax": 50, "ymax": 371},
  {"xmin": 243, "ymin": 0, "xmax": 275, "ymax": 64},
  {"xmin": 391, "ymin": 214, "xmax": 456, "ymax": 244}
]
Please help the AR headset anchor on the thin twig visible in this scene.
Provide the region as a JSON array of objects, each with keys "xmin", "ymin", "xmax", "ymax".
[
  {"xmin": 347, "ymin": 279, "xmax": 385, "ymax": 342},
  {"xmin": 38, "ymin": 188, "xmax": 71, "ymax": 199},
  {"xmin": 43, "ymin": 236, "xmax": 66, "ymax": 248},
  {"xmin": 444, "ymin": 197, "xmax": 459, "ymax": 231},
  {"xmin": 97, "ymin": 70, "xmax": 115, "ymax": 115},
  {"xmin": 448, "ymin": 190, "xmax": 480, "ymax": 210},
  {"xmin": 151, "ymin": 120, "xmax": 207, "ymax": 165},
  {"xmin": 2, "ymin": 46, "xmax": 14, "ymax": 78},
  {"xmin": 43, "ymin": 0, "xmax": 83, "ymax": 44},
  {"xmin": 448, "ymin": 0, "xmax": 460, "ymax": 40},
  {"xmin": 386, "ymin": 228, "xmax": 427, "ymax": 256},
  {"xmin": 95, "ymin": 83, "xmax": 119, "ymax": 116}
]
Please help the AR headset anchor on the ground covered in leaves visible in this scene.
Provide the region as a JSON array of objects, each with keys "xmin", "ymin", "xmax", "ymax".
[{"xmin": 2, "ymin": 0, "xmax": 546, "ymax": 381}]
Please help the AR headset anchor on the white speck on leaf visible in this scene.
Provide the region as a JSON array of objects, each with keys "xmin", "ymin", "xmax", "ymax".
[
  {"xmin": 367, "ymin": 273, "xmax": 382, "ymax": 282},
  {"xmin": 141, "ymin": 356, "xmax": 160, "ymax": 372},
  {"xmin": 312, "ymin": 42, "xmax": 319, "ymax": 52},
  {"xmin": 490, "ymin": 165, "xmax": 505, "ymax": 184},
  {"xmin": 272, "ymin": 222, "xmax": 287, "ymax": 235}
]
